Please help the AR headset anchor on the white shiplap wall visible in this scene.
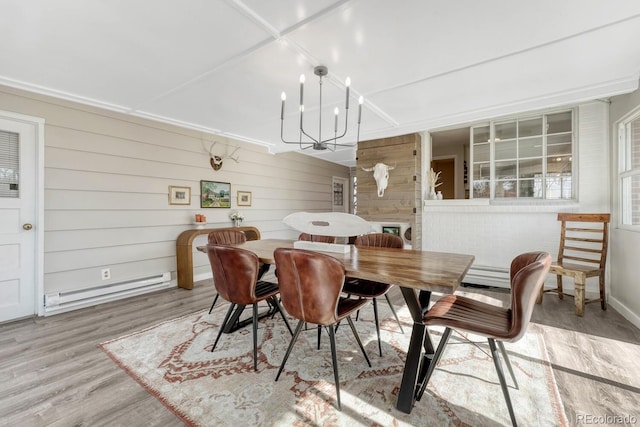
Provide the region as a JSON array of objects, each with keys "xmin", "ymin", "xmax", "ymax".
[{"xmin": 0, "ymin": 85, "xmax": 349, "ymax": 296}]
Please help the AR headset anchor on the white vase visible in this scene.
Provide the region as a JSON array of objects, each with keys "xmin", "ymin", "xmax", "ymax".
[
  {"xmin": 429, "ymin": 188, "xmax": 437, "ymax": 200},
  {"xmin": 233, "ymin": 219, "xmax": 240, "ymax": 227}
]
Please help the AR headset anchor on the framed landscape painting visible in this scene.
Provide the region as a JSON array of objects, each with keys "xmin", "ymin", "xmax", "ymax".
[
  {"xmin": 200, "ymin": 180, "xmax": 231, "ymax": 208},
  {"xmin": 168, "ymin": 186, "xmax": 191, "ymax": 205},
  {"xmin": 237, "ymin": 191, "xmax": 252, "ymax": 206}
]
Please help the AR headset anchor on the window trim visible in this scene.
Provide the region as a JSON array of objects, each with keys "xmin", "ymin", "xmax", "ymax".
[{"xmin": 617, "ymin": 107, "xmax": 640, "ymax": 231}]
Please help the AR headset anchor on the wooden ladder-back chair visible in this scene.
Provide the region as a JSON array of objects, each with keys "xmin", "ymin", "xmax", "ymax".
[{"xmin": 537, "ymin": 213, "xmax": 610, "ymax": 316}]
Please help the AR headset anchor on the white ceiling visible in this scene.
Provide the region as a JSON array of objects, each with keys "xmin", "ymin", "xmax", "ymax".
[{"xmin": 2, "ymin": 0, "xmax": 640, "ymax": 167}]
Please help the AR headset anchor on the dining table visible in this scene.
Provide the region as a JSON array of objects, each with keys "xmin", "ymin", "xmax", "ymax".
[{"xmin": 198, "ymin": 238, "xmax": 474, "ymax": 414}]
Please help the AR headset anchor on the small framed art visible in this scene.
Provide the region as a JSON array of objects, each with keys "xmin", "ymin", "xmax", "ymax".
[
  {"xmin": 237, "ymin": 191, "xmax": 252, "ymax": 206},
  {"xmin": 200, "ymin": 180, "xmax": 231, "ymax": 208},
  {"xmin": 168, "ymin": 186, "xmax": 191, "ymax": 205}
]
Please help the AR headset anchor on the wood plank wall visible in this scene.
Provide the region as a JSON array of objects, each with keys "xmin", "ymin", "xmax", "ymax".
[
  {"xmin": 356, "ymin": 133, "xmax": 422, "ymax": 249},
  {"xmin": 0, "ymin": 85, "xmax": 349, "ymax": 296}
]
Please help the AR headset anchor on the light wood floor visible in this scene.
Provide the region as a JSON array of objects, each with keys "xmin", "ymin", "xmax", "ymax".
[{"xmin": 1, "ymin": 279, "xmax": 639, "ymax": 427}]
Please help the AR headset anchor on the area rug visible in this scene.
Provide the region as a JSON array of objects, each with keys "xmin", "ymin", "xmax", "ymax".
[{"xmin": 99, "ymin": 301, "xmax": 567, "ymax": 426}]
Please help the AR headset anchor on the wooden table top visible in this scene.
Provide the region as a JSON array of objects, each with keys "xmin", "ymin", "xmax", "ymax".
[{"xmin": 199, "ymin": 239, "xmax": 475, "ymax": 294}]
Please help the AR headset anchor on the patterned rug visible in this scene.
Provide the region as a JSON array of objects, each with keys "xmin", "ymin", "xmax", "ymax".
[{"xmin": 99, "ymin": 300, "xmax": 567, "ymax": 426}]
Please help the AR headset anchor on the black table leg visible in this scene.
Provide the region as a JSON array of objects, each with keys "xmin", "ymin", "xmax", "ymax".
[
  {"xmin": 396, "ymin": 287, "xmax": 433, "ymax": 414},
  {"xmin": 220, "ymin": 301, "xmax": 277, "ymax": 333}
]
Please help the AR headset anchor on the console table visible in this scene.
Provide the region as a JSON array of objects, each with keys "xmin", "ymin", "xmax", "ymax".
[{"xmin": 176, "ymin": 226, "xmax": 261, "ymax": 289}]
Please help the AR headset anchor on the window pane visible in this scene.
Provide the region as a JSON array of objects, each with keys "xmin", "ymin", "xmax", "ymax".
[
  {"xmin": 474, "ymin": 143, "xmax": 490, "ymax": 162},
  {"xmin": 547, "ymin": 155, "xmax": 572, "ymax": 174},
  {"xmin": 632, "ymin": 116, "xmax": 640, "ymax": 169},
  {"xmin": 495, "ymin": 160, "xmax": 516, "ymax": 180},
  {"xmin": 473, "ymin": 181, "xmax": 490, "ymax": 198},
  {"xmin": 519, "ymin": 179, "xmax": 541, "ymax": 198},
  {"xmin": 0, "ymin": 130, "xmax": 20, "ymax": 198},
  {"xmin": 548, "ymin": 133, "xmax": 572, "ymax": 156},
  {"xmin": 495, "ymin": 121, "xmax": 516, "ymax": 140},
  {"xmin": 473, "ymin": 126, "xmax": 490, "ymax": 143},
  {"xmin": 473, "ymin": 162, "xmax": 490, "ymax": 180},
  {"xmin": 547, "ymin": 111, "xmax": 572, "ymax": 134},
  {"xmin": 519, "ymin": 137, "xmax": 543, "ymax": 158},
  {"xmin": 519, "ymin": 158, "xmax": 542, "ymax": 178},
  {"xmin": 495, "ymin": 140, "xmax": 516, "ymax": 160},
  {"xmin": 494, "ymin": 180, "xmax": 517, "ymax": 198},
  {"xmin": 546, "ymin": 174, "xmax": 572, "ymax": 199},
  {"xmin": 519, "ymin": 118, "xmax": 542, "ymax": 137}
]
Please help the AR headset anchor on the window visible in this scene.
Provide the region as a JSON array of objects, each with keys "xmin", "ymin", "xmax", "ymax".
[
  {"xmin": 471, "ymin": 110, "xmax": 574, "ymax": 199},
  {"xmin": 619, "ymin": 111, "xmax": 640, "ymax": 226}
]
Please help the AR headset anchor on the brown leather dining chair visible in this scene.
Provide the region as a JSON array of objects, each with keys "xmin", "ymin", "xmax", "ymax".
[
  {"xmin": 206, "ymin": 229, "xmax": 247, "ymax": 313},
  {"xmin": 536, "ymin": 213, "xmax": 610, "ymax": 316},
  {"xmin": 273, "ymin": 247, "xmax": 372, "ymax": 410},
  {"xmin": 342, "ymin": 232, "xmax": 405, "ymax": 356},
  {"xmin": 298, "ymin": 232, "xmax": 337, "ymax": 243},
  {"xmin": 206, "ymin": 244, "xmax": 293, "ymax": 371},
  {"xmin": 416, "ymin": 251, "xmax": 552, "ymax": 427}
]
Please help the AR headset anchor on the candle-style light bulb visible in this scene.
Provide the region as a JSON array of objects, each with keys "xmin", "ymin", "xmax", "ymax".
[
  {"xmin": 280, "ymin": 92, "xmax": 286, "ymax": 119},
  {"xmin": 357, "ymin": 96, "xmax": 364, "ymax": 124},
  {"xmin": 345, "ymin": 77, "xmax": 351, "ymax": 109},
  {"xmin": 299, "ymin": 104, "xmax": 304, "ymax": 127},
  {"xmin": 334, "ymin": 107, "xmax": 339, "ymax": 132},
  {"xmin": 299, "ymin": 74, "xmax": 305, "ymax": 107}
]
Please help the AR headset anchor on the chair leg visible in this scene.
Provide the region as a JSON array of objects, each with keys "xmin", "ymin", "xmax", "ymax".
[
  {"xmin": 599, "ymin": 271, "xmax": 607, "ymax": 310},
  {"xmin": 327, "ymin": 324, "xmax": 342, "ymax": 410},
  {"xmin": 556, "ymin": 274, "xmax": 564, "ymax": 300},
  {"xmin": 270, "ymin": 296, "xmax": 293, "ymax": 335},
  {"xmin": 574, "ymin": 276, "xmax": 586, "ymax": 317},
  {"xmin": 317, "ymin": 325, "xmax": 322, "ymax": 350},
  {"xmin": 489, "ymin": 338, "xmax": 518, "ymax": 427},
  {"xmin": 208, "ymin": 293, "xmax": 220, "ymax": 314},
  {"xmin": 372, "ymin": 298, "xmax": 383, "ymax": 356},
  {"xmin": 497, "ymin": 341, "xmax": 518, "ymax": 388},
  {"xmin": 252, "ymin": 303, "xmax": 259, "ymax": 371},
  {"xmin": 416, "ymin": 327, "xmax": 452, "ymax": 400},
  {"xmin": 211, "ymin": 303, "xmax": 236, "ymax": 352},
  {"xmin": 384, "ymin": 293, "xmax": 404, "ymax": 333},
  {"xmin": 345, "ymin": 316, "xmax": 372, "ymax": 367},
  {"xmin": 275, "ymin": 320, "xmax": 304, "ymax": 381}
]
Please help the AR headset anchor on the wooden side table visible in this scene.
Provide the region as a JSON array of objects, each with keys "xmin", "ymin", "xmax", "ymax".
[{"xmin": 176, "ymin": 226, "xmax": 261, "ymax": 289}]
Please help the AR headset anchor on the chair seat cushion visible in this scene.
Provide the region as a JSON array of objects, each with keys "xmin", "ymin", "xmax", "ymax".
[
  {"xmin": 424, "ymin": 295, "xmax": 512, "ymax": 340},
  {"xmin": 342, "ymin": 278, "xmax": 391, "ymax": 298}
]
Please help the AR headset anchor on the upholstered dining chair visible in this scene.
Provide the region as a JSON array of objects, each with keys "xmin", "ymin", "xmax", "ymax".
[
  {"xmin": 206, "ymin": 244, "xmax": 293, "ymax": 371},
  {"xmin": 273, "ymin": 247, "xmax": 372, "ymax": 410},
  {"xmin": 536, "ymin": 213, "xmax": 610, "ymax": 316},
  {"xmin": 342, "ymin": 232, "xmax": 405, "ymax": 356},
  {"xmin": 298, "ymin": 232, "xmax": 337, "ymax": 243},
  {"xmin": 415, "ymin": 251, "xmax": 552, "ymax": 427},
  {"xmin": 206, "ymin": 229, "xmax": 247, "ymax": 313}
]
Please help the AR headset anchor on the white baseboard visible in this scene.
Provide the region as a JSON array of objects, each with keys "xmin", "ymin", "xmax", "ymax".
[{"xmin": 608, "ymin": 297, "xmax": 640, "ymax": 330}]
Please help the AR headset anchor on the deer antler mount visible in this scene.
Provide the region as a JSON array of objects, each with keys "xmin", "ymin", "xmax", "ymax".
[{"xmin": 205, "ymin": 141, "xmax": 240, "ymax": 171}]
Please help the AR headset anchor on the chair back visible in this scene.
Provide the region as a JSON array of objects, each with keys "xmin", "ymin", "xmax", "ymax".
[
  {"xmin": 206, "ymin": 245, "xmax": 259, "ymax": 305},
  {"xmin": 298, "ymin": 233, "xmax": 337, "ymax": 244},
  {"xmin": 555, "ymin": 213, "xmax": 609, "ymax": 269},
  {"xmin": 274, "ymin": 248, "xmax": 345, "ymax": 326},
  {"xmin": 208, "ymin": 229, "xmax": 247, "ymax": 245},
  {"xmin": 355, "ymin": 233, "xmax": 404, "ymax": 248},
  {"xmin": 507, "ymin": 251, "xmax": 552, "ymax": 341}
]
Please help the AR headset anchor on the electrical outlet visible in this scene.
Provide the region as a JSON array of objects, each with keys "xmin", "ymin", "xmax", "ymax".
[{"xmin": 101, "ymin": 268, "xmax": 111, "ymax": 280}]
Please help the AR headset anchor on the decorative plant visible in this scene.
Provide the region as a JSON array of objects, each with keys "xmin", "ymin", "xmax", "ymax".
[
  {"xmin": 427, "ymin": 168, "xmax": 442, "ymax": 189},
  {"xmin": 229, "ymin": 211, "xmax": 244, "ymax": 222}
]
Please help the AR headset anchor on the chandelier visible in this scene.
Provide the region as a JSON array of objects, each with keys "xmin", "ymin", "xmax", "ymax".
[{"xmin": 280, "ymin": 65, "xmax": 363, "ymax": 150}]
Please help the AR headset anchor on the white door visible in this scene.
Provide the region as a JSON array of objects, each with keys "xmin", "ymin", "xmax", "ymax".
[{"xmin": 0, "ymin": 117, "xmax": 37, "ymax": 322}]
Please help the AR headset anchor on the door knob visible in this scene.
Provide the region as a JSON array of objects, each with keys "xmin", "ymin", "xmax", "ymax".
[{"xmin": 23, "ymin": 223, "xmax": 33, "ymax": 230}]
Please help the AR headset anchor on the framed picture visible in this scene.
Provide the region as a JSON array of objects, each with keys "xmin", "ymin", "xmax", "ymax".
[
  {"xmin": 237, "ymin": 191, "xmax": 252, "ymax": 206},
  {"xmin": 382, "ymin": 225, "xmax": 400, "ymax": 236},
  {"xmin": 168, "ymin": 185, "xmax": 191, "ymax": 205},
  {"xmin": 200, "ymin": 180, "xmax": 231, "ymax": 208}
]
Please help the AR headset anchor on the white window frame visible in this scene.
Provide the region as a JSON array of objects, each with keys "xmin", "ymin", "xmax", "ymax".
[
  {"xmin": 470, "ymin": 108, "xmax": 576, "ymax": 201},
  {"xmin": 618, "ymin": 107, "xmax": 640, "ymax": 230}
]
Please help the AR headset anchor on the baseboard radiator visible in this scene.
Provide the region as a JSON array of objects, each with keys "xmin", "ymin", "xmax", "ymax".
[
  {"xmin": 44, "ymin": 272, "xmax": 173, "ymax": 315},
  {"xmin": 463, "ymin": 265, "xmax": 510, "ymax": 288}
]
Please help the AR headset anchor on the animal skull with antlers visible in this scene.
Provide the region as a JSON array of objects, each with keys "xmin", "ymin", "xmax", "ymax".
[
  {"xmin": 362, "ymin": 162, "xmax": 395, "ymax": 197},
  {"xmin": 206, "ymin": 141, "xmax": 240, "ymax": 171}
]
